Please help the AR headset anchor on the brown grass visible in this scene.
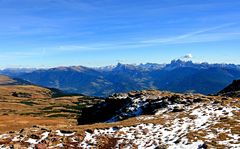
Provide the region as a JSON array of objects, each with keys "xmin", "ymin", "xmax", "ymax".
[
  {"xmin": 0, "ymin": 75, "xmax": 15, "ymax": 84},
  {"xmin": 0, "ymin": 85, "xmax": 52, "ymax": 99},
  {"xmin": 0, "ymin": 115, "xmax": 71, "ymax": 133}
]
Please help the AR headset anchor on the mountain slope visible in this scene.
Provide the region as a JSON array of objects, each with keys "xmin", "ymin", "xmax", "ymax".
[
  {"xmin": 0, "ymin": 77, "xmax": 103, "ymax": 133},
  {"xmin": 18, "ymin": 66, "xmax": 112, "ymax": 96},
  {"xmin": 3, "ymin": 60, "xmax": 240, "ymax": 96},
  {"xmin": 218, "ymin": 80, "xmax": 240, "ymax": 97},
  {"xmin": 0, "ymin": 68, "xmax": 36, "ymax": 77},
  {"xmin": 0, "ymin": 75, "xmax": 32, "ymax": 85}
]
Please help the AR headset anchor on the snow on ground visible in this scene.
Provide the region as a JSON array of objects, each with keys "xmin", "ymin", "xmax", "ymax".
[
  {"xmin": 107, "ymin": 97, "xmax": 148, "ymax": 122},
  {"xmin": 136, "ymin": 116, "xmax": 155, "ymax": 121},
  {"xmin": 168, "ymin": 141, "xmax": 204, "ymax": 149},
  {"xmin": 0, "ymin": 134, "xmax": 9, "ymax": 139},
  {"xmin": 190, "ymin": 104, "xmax": 236, "ymax": 129},
  {"xmin": 78, "ymin": 123, "xmax": 206, "ymax": 148},
  {"xmin": 0, "ymin": 145, "xmax": 10, "ymax": 149},
  {"xmin": 78, "ymin": 103, "xmax": 239, "ymax": 148},
  {"xmin": 218, "ymin": 133, "xmax": 240, "ymax": 148},
  {"xmin": 0, "ymin": 100, "xmax": 239, "ymax": 148}
]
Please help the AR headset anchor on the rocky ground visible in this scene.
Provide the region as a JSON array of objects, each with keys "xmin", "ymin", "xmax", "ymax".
[{"xmin": 0, "ymin": 90, "xmax": 239, "ymax": 149}]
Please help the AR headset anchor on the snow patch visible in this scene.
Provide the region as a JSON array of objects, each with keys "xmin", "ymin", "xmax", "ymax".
[{"xmin": 56, "ymin": 130, "xmax": 75, "ymax": 137}]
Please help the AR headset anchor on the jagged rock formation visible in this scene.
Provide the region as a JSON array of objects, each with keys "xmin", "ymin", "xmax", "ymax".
[
  {"xmin": 78, "ymin": 96, "xmax": 132, "ymax": 124},
  {"xmin": 78, "ymin": 90, "xmax": 223, "ymax": 124}
]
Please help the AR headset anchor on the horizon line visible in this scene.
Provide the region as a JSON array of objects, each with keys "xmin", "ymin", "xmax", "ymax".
[{"xmin": 1, "ymin": 59, "xmax": 240, "ymax": 70}]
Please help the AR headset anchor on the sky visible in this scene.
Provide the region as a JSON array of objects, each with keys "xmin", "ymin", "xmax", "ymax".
[{"xmin": 0, "ymin": 0, "xmax": 240, "ymax": 68}]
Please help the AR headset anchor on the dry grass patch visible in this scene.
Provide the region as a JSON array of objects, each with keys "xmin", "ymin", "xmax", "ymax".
[
  {"xmin": 0, "ymin": 75, "xmax": 15, "ymax": 84},
  {"xmin": 0, "ymin": 115, "xmax": 72, "ymax": 133},
  {"xmin": 0, "ymin": 85, "xmax": 52, "ymax": 99}
]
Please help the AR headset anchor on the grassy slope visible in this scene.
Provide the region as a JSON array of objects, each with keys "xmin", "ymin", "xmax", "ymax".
[{"xmin": 0, "ymin": 85, "xmax": 102, "ymax": 133}]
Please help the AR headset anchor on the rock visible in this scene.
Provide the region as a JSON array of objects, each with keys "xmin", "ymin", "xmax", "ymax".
[
  {"xmin": 143, "ymin": 128, "xmax": 149, "ymax": 135},
  {"xmin": 172, "ymin": 104, "xmax": 185, "ymax": 112},
  {"xmin": 213, "ymin": 100, "xmax": 221, "ymax": 104},
  {"xmin": 36, "ymin": 143, "xmax": 47, "ymax": 149},
  {"xmin": 59, "ymin": 130, "xmax": 73, "ymax": 134},
  {"xmin": 219, "ymin": 117, "xmax": 228, "ymax": 121},
  {"xmin": 193, "ymin": 98, "xmax": 203, "ymax": 103},
  {"xmin": 30, "ymin": 134, "xmax": 40, "ymax": 139},
  {"xmin": 112, "ymin": 127, "xmax": 120, "ymax": 131},
  {"xmin": 169, "ymin": 95, "xmax": 182, "ymax": 103},
  {"xmin": 19, "ymin": 129, "xmax": 24, "ymax": 133},
  {"xmin": 78, "ymin": 97, "xmax": 131, "ymax": 124},
  {"xmin": 0, "ymin": 139, "xmax": 11, "ymax": 144},
  {"xmin": 86, "ymin": 129, "xmax": 93, "ymax": 134},
  {"xmin": 198, "ymin": 143, "xmax": 208, "ymax": 149},
  {"xmin": 12, "ymin": 92, "xmax": 32, "ymax": 98}
]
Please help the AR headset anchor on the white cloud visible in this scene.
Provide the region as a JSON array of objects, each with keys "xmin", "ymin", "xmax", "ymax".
[{"xmin": 183, "ymin": 53, "xmax": 193, "ymax": 59}]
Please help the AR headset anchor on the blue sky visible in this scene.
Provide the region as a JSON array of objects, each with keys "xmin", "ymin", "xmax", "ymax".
[{"xmin": 0, "ymin": 0, "xmax": 240, "ymax": 68}]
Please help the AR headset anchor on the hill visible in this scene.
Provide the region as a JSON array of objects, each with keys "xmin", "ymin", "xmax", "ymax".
[
  {"xmin": 0, "ymin": 76, "xmax": 103, "ymax": 133},
  {"xmin": 0, "ymin": 75, "xmax": 31, "ymax": 85},
  {"xmin": 218, "ymin": 80, "xmax": 240, "ymax": 97}
]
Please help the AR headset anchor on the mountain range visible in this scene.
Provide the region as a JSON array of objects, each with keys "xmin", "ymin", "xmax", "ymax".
[{"xmin": 1, "ymin": 59, "xmax": 240, "ymax": 96}]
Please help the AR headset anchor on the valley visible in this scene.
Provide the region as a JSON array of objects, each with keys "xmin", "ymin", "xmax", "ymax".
[{"xmin": 1, "ymin": 60, "xmax": 240, "ymax": 97}]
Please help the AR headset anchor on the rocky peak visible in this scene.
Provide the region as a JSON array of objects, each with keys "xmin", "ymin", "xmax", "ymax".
[
  {"xmin": 138, "ymin": 63, "xmax": 165, "ymax": 70},
  {"xmin": 113, "ymin": 63, "xmax": 137, "ymax": 71},
  {"xmin": 164, "ymin": 59, "xmax": 195, "ymax": 70}
]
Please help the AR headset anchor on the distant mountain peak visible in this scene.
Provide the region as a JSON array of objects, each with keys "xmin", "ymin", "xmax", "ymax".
[
  {"xmin": 164, "ymin": 59, "xmax": 195, "ymax": 70},
  {"xmin": 113, "ymin": 63, "xmax": 137, "ymax": 71},
  {"xmin": 50, "ymin": 65, "xmax": 93, "ymax": 72},
  {"xmin": 170, "ymin": 59, "xmax": 193, "ymax": 65},
  {"xmin": 138, "ymin": 63, "xmax": 165, "ymax": 70}
]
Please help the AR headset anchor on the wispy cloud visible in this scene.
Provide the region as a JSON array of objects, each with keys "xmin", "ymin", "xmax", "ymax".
[
  {"xmin": 0, "ymin": 50, "xmax": 46, "ymax": 59},
  {"xmin": 140, "ymin": 23, "xmax": 237, "ymax": 44},
  {"xmin": 52, "ymin": 23, "xmax": 240, "ymax": 52}
]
